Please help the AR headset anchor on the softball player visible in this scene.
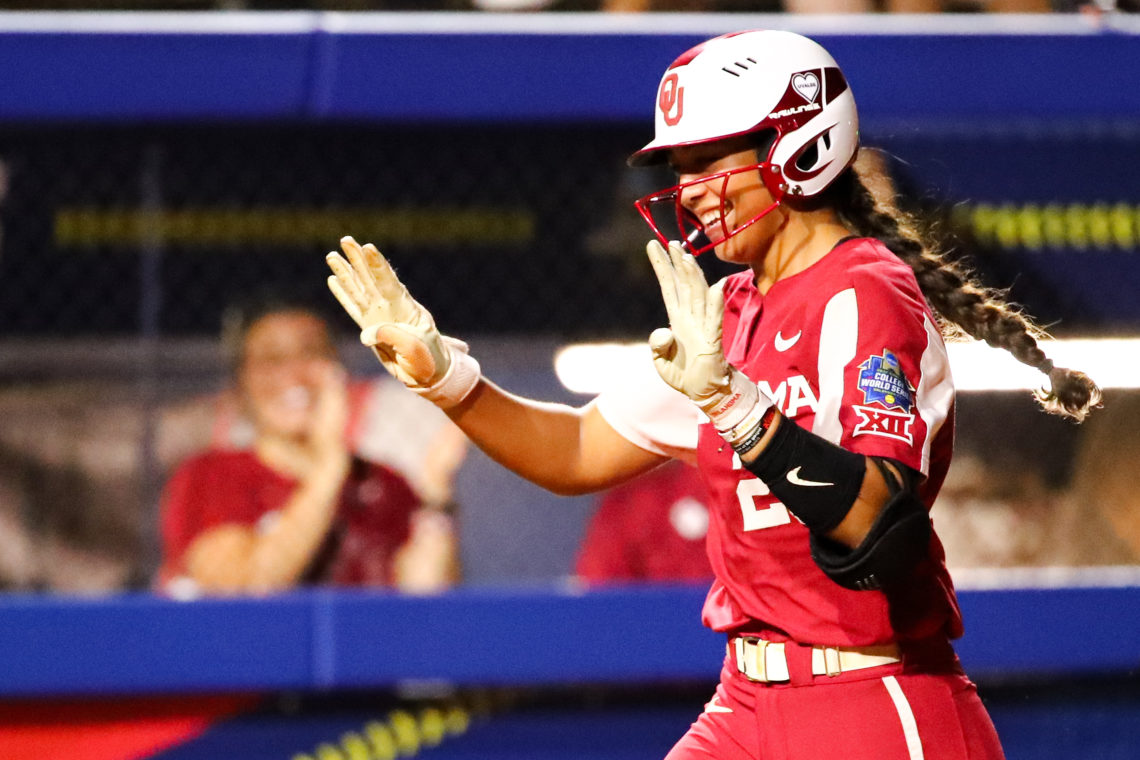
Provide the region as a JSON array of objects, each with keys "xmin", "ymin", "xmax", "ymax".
[{"xmin": 325, "ymin": 30, "xmax": 1100, "ymax": 760}]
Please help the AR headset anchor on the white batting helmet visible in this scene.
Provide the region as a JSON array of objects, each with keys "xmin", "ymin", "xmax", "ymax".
[{"xmin": 630, "ymin": 29, "xmax": 859, "ymax": 201}]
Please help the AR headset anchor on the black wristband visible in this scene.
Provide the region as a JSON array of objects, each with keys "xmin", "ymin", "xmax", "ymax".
[
  {"xmin": 742, "ymin": 417, "xmax": 866, "ymax": 534},
  {"xmin": 731, "ymin": 406, "xmax": 779, "ymax": 457}
]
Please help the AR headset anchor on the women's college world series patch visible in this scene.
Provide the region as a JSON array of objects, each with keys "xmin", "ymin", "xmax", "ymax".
[{"xmin": 852, "ymin": 350, "xmax": 916, "ymax": 444}]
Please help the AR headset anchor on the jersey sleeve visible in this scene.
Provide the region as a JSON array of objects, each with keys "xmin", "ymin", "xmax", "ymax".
[
  {"xmin": 156, "ymin": 457, "xmax": 210, "ymax": 586},
  {"xmin": 574, "ymin": 491, "xmax": 636, "ymax": 584},
  {"xmin": 592, "ymin": 352, "xmax": 700, "ymax": 465},
  {"xmin": 331, "ymin": 461, "xmax": 423, "ymax": 586},
  {"xmin": 155, "ymin": 453, "xmax": 256, "ymax": 590},
  {"xmin": 352, "ymin": 376, "xmax": 461, "ymax": 502},
  {"xmin": 813, "ymin": 259, "xmax": 954, "ymax": 477}
]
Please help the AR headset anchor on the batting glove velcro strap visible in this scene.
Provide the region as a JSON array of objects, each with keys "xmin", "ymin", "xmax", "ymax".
[
  {"xmin": 705, "ymin": 369, "xmax": 773, "ymax": 441},
  {"xmin": 742, "ymin": 417, "xmax": 866, "ymax": 535},
  {"xmin": 710, "ymin": 372, "xmax": 776, "ymax": 449},
  {"xmin": 409, "ymin": 336, "xmax": 481, "ymax": 409}
]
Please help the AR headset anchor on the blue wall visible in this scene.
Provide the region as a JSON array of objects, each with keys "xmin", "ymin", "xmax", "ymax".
[
  {"xmin": 3, "ymin": 582, "xmax": 1139, "ymax": 697},
  {"xmin": 0, "ymin": 13, "xmax": 1137, "ymax": 127}
]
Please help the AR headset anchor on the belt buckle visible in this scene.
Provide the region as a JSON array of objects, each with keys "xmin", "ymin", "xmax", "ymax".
[
  {"xmin": 735, "ymin": 636, "xmax": 770, "ymax": 683},
  {"xmin": 820, "ymin": 646, "xmax": 843, "ymax": 677}
]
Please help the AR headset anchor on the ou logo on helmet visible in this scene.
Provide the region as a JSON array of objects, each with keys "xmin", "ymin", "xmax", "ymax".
[{"xmin": 658, "ymin": 72, "xmax": 684, "ymax": 127}]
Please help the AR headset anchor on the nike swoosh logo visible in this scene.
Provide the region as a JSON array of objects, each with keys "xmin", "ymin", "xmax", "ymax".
[
  {"xmin": 774, "ymin": 330, "xmax": 801, "ymax": 352},
  {"xmin": 787, "ymin": 466, "xmax": 833, "ymax": 487},
  {"xmin": 705, "ymin": 695, "xmax": 733, "ymax": 714}
]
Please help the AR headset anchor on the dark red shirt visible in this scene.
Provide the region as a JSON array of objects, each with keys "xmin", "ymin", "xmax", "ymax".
[
  {"xmin": 158, "ymin": 450, "xmax": 420, "ymax": 589},
  {"xmin": 575, "ymin": 461, "xmax": 714, "ymax": 585}
]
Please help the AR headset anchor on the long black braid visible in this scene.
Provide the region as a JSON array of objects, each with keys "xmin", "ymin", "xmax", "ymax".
[{"xmin": 828, "ymin": 159, "xmax": 1101, "ymax": 422}]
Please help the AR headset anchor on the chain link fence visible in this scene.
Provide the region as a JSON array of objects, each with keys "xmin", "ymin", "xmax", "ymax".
[
  {"xmin": 0, "ymin": 118, "xmax": 1137, "ymax": 592},
  {"xmin": 0, "ymin": 121, "xmax": 682, "ymax": 592},
  {"xmin": 0, "ymin": 123, "xmax": 679, "ymax": 338}
]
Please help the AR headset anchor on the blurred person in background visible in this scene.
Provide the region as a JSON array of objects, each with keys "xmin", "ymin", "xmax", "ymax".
[
  {"xmin": 158, "ymin": 317, "xmax": 470, "ymax": 514},
  {"xmin": 157, "ymin": 296, "xmax": 460, "ymax": 597},
  {"xmin": 930, "ymin": 452, "xmax": 1060, "ymax": 570},
  {"xmin": 934, "ymin": 392, "xmax": 1140, "ymax": 571},
  {"xmin": 1051, "ymin": 390, "xmax": 1140, "ymax": 565},
  {"xmin": 0, "ymin": 154, "xmax": 143, "ymax": 593},
  {"xmin": 931, "ymin": 388, "xmax": 1140, "ymax": 571},
  {"xmin": 0, "ymin": 445, "xmax": 139, "ymax": 593},
  {"xmin": 575, "ymin": 460, "xmax": 714, "ymax": 585}
]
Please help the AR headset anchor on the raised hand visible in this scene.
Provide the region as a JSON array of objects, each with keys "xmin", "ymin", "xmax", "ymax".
[
  {"xmin": 645, "ymin": 240, "xmax": 771, "ymax": 442},
  {"xmin": 326, "ymin": 236, "xmax": 449, "ymax": 387},
  {"xmin": 326, "ymin": 236, "xmax": 481, "ymax": 408}
]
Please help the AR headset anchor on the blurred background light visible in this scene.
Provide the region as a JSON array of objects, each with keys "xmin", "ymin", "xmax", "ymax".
[{"xmin": 554, "ymin": 337, "xmax": 1140, "ymax": 395}]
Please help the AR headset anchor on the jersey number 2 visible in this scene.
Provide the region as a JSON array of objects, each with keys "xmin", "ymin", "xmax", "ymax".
[
  {"xmin": 733, "ymin": 453, "xmax": 791, "ymax": 531},
  {"xmin": 737, "ymin": 479, "xmax": 792, "ymax": 531}
]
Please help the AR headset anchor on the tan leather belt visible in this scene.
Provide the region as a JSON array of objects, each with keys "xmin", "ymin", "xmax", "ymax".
[{"xmin": 728, "ymin": 636, "xmax": 901, "ymax": 682}]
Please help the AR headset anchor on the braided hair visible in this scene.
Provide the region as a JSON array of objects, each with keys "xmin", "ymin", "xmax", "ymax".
[{"xmin": 827, "ymin": 155, "xmax": 1101, "ymax": 422}]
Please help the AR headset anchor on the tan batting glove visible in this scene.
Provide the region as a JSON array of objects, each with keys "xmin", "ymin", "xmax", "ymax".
[
  {"xmin": 645, "ymin": 240, "xmax": 772, "ymax": 444},
  {"xmin": 325, "ymin": 236, "xmax": 480, "ymax": 409}
]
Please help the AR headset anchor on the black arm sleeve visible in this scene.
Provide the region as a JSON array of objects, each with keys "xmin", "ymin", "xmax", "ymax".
[{"xmin": 741, "ymin": 414, "xmax": 867, "ymax": 534}]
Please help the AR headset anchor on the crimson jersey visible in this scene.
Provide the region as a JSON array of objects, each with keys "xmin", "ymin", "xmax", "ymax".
[
  {"xmin": 158, "ymin": 450, "xmax": 420, "ymax": 590},
  {"xmin": 597, "ymin": 238, "xmax": 960, "ymax": 647}
]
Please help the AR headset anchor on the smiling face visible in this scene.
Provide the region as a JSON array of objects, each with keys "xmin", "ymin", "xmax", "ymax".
[
  {"xmin": 667, "ymin": 137, "xmax": 786, "ymax": 267},
  {"xmin": 237, "ymin": 310, "xmax": 336, "ymax": 441}
]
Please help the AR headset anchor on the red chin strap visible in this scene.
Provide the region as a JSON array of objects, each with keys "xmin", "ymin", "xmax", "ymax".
[{"xmin": 634, "ymin": 162, "xmax": 787, "ymax": 256}]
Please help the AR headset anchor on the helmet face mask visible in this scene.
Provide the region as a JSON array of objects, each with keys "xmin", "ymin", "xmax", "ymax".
[
  {"xmin": 634, "ymin": 160, "xmax": 785, "ymax": 257},
  {"xmin": 630, "ymin": 30, "xmax": 860, "ymax": 255}
]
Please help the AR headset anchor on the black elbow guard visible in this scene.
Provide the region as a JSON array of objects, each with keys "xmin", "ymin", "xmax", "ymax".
[{"xmin": 809, "ymin": 485, "xmax": 931, "ymax": 591}]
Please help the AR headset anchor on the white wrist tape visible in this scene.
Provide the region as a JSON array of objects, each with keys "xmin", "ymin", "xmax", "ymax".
[
  {"xmin": 410, "ymin": 336, "xmax": 482, "ymax": 409},
  {"xmin": 704, "ymin": 369, "xmax": 773, "ymax": 439}
]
